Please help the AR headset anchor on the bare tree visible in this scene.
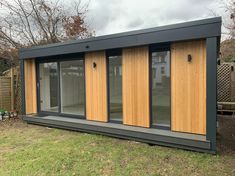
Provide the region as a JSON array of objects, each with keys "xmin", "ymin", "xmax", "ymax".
[
  {"xmin": 220, "ymin": 0, "xmax": 235, "ymax": 62},
  {"xmin": 223, "ymin": 0, "xmax": 235, "ymax": 39},
  {"xmin": 0, "ymin": 0, "xmax": 93, "ymax": 63}
]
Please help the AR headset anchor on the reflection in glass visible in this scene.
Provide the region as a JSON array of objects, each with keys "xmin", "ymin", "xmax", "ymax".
[
  {"xmin": 40, "ymin": 62, "xmax": 58, "ymax": 112},
  {"xmin": 152, "ymin": 51, "xmax": 171, "ymax": 127},
  {"xmin": 60, "ymin": 60, "xmax": 85, "ymax": 115},
  {"xmin": 109, "ymin": 56, "xmax": 122, "ymax": 122}
]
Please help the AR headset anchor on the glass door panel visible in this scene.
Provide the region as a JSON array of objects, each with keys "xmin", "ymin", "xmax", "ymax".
[
  {"xmin": 39, "ymin": 62, "xmax": 59, "ymax": 112},
  {"xmin": 152, "ymin": 51, "xmax": 171, "ymax": 127},
  {"xmin": 108, "ymin": 55, "xmax": 123, "ymax": 122},
  {"xmin": 60, "ymin": 60, "xmax": 85, "ymax": 115}
]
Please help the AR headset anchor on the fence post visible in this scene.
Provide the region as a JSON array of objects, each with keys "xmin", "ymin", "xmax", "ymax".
[
  {"xmin": 0, "ymin": 78, "xmax": 2, "ymax": 109},
  {"xmin": 11, "ymin": 68, "xmax": 14, "ymax": 110}
]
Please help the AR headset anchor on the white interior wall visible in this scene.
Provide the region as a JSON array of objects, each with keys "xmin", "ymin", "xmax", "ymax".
[
  {"xmin": 60, "ymin": 62, "xmax": 85, "ymax": 107},
  {"xmin": 40, "ymin": 65, "xmax": 51, "ymax": 110}
]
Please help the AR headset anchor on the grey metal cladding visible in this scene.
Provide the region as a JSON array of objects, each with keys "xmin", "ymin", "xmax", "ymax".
[
  {"xmin": 206, "ymin": 37, "xmax": 218, "ymax": 152},
  {"xmin": 20, "ymin": 60, "xmax": 26, "ymax": 114},
  {"xmin": 19, "ymin": 17, "xmax": 221, "ymax": 59}
]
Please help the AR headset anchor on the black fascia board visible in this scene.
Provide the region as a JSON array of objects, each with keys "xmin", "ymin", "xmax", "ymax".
[{"xmin": 19, "ymin": 17, "xmax": 221, "ymax": 60}]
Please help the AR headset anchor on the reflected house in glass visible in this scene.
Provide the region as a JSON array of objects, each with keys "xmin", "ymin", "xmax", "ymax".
[
  {"xmin": 20, "ymin": 17, "xmax": 221, "ymax": 153},
  {"xmin": 151, "ymin": 51, "xmax": 171, "ymax": 127}
]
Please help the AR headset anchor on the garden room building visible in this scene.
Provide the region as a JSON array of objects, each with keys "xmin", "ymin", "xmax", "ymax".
[{"xmin": 20, "ymin": 17, "xmax": 221, "ymax": 153}]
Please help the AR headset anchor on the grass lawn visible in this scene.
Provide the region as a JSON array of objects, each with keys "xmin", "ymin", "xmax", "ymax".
[{"xmin": 0, "ymin": 119, "xmax": 234, "ymax": 176}]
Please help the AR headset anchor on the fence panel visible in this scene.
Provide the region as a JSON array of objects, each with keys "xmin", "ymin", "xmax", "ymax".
[
  {"xmin": 0, "ymin": 77, "xmax": 12, "ymax": 111},
  {"xmin": 217, "ymin": 63, "xmax": 235, "ymax": 113},
  {"xmin": 231, "ymin": 66, "xmax": 235, "ymax": 102},
  {"xmin": 217, "ymin": 63, "xmax": 231, "ymax": 102}
]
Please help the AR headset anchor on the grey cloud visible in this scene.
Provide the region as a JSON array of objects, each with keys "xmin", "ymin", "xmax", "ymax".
[
  {"xmin": 126, "ymin": 17, "xmax": 144, "ymax": 28},
  {"xmin": 80, "ymin": 0, "xmax": 223, "ymax": 36},
  {"xmin": 160, "ymin": 0, "xmax": 214, "ymax": 21},
  {"xmin": 86, "ymin": 0, "xmax": 124, "ymax": 34}
]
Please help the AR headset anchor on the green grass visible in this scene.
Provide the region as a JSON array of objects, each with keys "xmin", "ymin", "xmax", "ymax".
[{"xmin": 0, "ymin": 120, "xmax": 234, "ymax": 176}]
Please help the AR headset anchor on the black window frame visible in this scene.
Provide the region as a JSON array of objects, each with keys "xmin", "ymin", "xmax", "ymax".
[
  {"xmin": 149, "ymin": 43, "xmax": 171, "ymax": 130},
  {"xmin": 36, "ymin": 53, "xmax": 86, "ymax": 119}
]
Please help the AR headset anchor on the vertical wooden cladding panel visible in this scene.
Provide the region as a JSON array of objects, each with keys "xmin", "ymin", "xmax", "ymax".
[
  {"xmin": 85, "ymin": 51, "xmax": 108, "ymax": 122},
  {"xmin": 122, "ymin": 46, "xmax": 150, "ymax": 127},
  {"xmin": 171, "ymin": 40, "xmax": 206, "ymax": 135},
  {"xmin": 24, "ymin": 59, "xmax": 37, "ymax": 114}
]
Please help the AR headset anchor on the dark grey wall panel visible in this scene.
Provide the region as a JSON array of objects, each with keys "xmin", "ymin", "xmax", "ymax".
[
  {"xmin": 206, "ymin": 37, "xmax": 218, "ymax": 152},
  {"xmin": 20, "ymin": 60, "xmax": 26, "ymax": 115}
]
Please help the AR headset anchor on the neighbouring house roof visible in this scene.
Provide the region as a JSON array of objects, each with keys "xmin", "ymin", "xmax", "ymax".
[{"xmin": 19, "ymin": 17, "xmax": 222, "ymax": 60}]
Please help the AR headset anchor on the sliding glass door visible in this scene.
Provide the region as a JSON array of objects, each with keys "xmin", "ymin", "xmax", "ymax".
[
  {"xmin": 60, "ymin": 60, "xmax": 85, "ymax": 115},
  {"xmin": 39, "ymin": 62, "xmax": 59, "ymax": 112},
  {"xmin": 38, "ymin": 57, "xmax": 85, "ymax": 118}
]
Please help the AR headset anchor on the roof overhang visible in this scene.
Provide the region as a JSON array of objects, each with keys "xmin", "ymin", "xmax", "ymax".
[{"xmin": 19, "ymin": 17, "xmax": 222, "ymax": 60}]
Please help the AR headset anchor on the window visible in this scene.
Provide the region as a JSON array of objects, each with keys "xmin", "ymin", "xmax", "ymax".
[
  {"xmin": 161, "ymin": 67, "xmax": 165, "ymax": 74},
  {"xmin": 151, "ymin": 50, "xmax": 171, "ymax": 128},
  {"xmin": 108, "ymin": 53, "xmax": 123, "ymax": 122},
  {"xmin": 60, "ymin": 60, "xmax": 85, "ymax": 115},
  {"xmin": 39, "ymin": 62, "xmax": 58, "ymax": 112}
]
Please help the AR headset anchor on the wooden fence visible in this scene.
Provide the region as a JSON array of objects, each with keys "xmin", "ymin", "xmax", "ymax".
[
  {"xmin": 217, "ymin": 62, "xmax": 235, "ymax": 113},
  {"xmin": 217, "ymin": 63, "xmax": 235, "ymax": 102},
  {"xmin": 0, "ymin": 66, "xmax": 21, "ymax": 112},
  {"xmin": 0, "ymin": 76, "xmax": 12, "ymax": 111}
]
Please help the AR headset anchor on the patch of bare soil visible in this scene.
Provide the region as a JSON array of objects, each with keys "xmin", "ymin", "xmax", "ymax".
[
  {"xmin": 0, "ymin": 117, "xmax": 26, "ymax": 131},
  {"xmin": 217, "ymin": 115, "xmax": 235, "ymax": 154}
]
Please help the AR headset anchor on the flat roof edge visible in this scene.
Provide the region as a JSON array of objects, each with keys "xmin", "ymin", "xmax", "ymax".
[{"xmin": 19, "ymin": 17, "xmax": 221, "ymax": 59}]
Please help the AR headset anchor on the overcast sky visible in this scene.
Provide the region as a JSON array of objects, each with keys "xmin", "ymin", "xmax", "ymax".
[{"xmin": 77, "ymin": 0, "xmax": 229, "ymax": 37}]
